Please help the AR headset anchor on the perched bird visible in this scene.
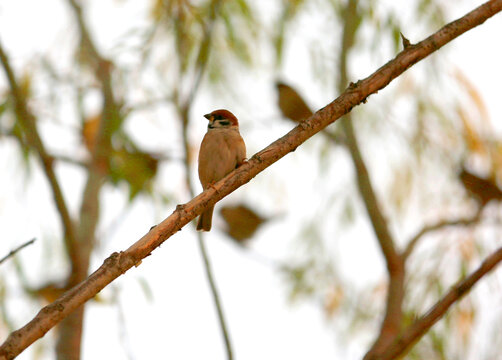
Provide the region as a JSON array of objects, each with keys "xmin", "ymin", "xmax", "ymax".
[
  {"xmin": 276, "ymin": 81, "xmax": 313, "ymax": 123},
  {"xmin": 220, "ymin": 204, "xmax": 267, "ymax": 243},
  {"xmin": 459, "ymin": 168, "xmax": 502, "ymax": 207},
  {"xmin": 197, "ymin": 109, "xmax": 246, "ymax": 231}
]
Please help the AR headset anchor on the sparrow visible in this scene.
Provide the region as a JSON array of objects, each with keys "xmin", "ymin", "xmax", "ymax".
[
  {"xmin": 459, "ymin": 167, "xmax": 502, "ymax": 207},
  {"xmin": 276, "ymin": 81, "xmax": 313, "ymax": 123},
  {"xmin": 197, "ymin": 109, "xmax": 246, "ymax": 231}
]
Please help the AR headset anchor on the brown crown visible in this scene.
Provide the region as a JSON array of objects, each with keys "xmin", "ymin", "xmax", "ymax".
[{"xmin": 205, "ymin": 109, "xmax": 239, "ymax": 126}]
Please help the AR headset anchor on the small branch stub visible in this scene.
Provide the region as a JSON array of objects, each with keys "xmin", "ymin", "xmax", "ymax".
[{"xmin": 401, "ymin": 32, "xmax": 412, "ymax": 48}]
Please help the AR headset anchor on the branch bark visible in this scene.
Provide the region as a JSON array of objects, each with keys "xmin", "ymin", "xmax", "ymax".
[
  {"xmin": 1, "ymin": 1, "xmax": 501, "ymax": 358},
  {"xmin": 369, "ymin": 246, "xmax": 502, "ymax": 360}
]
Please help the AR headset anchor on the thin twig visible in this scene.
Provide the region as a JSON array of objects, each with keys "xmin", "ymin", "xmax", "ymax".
[
  {"xmin": 196, "ymin": 233, "xmax": 233, "ymax": 359},
  {"xmin": 403, "ymin": 211, "xmax": 482, "ymax": 260},
  {"xmin": 51, "ymin": 154, "xmax": 87, "ymax": 167},
  {"xmin": 1, "ymin": 2, "xmax": 501, "ymax": 358},
  {"xmin": 0, "ymin": 238, "xmax": 36, "ymax": 265},
  {"xmin": 370, "ymin": 246, "xmax": 502, "ymax": 360}
]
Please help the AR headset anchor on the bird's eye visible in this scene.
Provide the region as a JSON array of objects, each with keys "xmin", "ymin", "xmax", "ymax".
[
  {"xmin": 218, "ymin": 120, "xmax": 230, "ymax": 126},
  {"xmin": 214, "ymin": 114, "xmax": 222, "ymax": 120}
]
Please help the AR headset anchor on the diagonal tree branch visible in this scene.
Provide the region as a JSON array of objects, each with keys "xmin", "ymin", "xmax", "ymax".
[
  {"xmin": 371, "ymin": 245, "xmax": 502, "ymax": 360},
  {"xmin": 1, "ymin": 1, "xmax": 501, "ymax": 358},
  {"xmin": 0, "ymin": 40, "xmax": 79, "ymax": 269}
]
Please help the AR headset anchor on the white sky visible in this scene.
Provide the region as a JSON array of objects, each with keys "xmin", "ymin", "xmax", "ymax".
[{"xmin": 1, "ymin": 0, "xmax": 502, "ymax": 359}]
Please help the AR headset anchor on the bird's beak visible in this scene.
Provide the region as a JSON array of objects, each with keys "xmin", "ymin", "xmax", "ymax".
[{"xmin": 204, "ymin": 113, "xmax": 212, "ymax": 120}]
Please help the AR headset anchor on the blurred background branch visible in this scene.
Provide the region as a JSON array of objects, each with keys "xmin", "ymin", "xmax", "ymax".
[
  {"xmin": 0, "ymin": 40, "xmax": 79, "ymax": 268},
  {"xmin": 403, "ymin": 212, "xmax": 482, "ymax": 260},
  {"xmin": 1, "ymin": 0, "xmax": 502, "ymax": 359},
  {"xmin": 374, "ymin": 245, "xmax": 502, "ymax": 360},
  {"xmin": 336, "ymin": 0, "xmax": 404, "ymax": 356},
  {"xmin": 0, "ymin": 238, "xmax": 36, "ymax": 266}
]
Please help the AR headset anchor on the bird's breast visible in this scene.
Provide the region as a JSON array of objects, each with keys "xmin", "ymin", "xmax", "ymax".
[{"xmin": 198, "ymin": 129, "xmax": 245, "ymax": 188}]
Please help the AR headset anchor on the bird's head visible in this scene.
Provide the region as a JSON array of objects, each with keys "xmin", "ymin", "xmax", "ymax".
[{"xmin": 204, "ymin": 109, "xmax": 239, "ymax": 129}]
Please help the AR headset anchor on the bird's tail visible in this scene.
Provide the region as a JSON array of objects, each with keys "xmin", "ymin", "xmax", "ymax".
[{"xmin": 197, "ymin": 206, "xmax": 214, "ymax": 231}]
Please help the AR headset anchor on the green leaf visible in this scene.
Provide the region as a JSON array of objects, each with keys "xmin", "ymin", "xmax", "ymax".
[{"xmin": 108, "ymin": 147, "xmax": 159, "ymax": 200}]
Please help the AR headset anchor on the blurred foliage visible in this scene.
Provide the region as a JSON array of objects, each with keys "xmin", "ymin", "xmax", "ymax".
[
  {"xmin": 108, "ymin": 147, "xmax": 159, "ymax": 200},
  {"xmin": 80, "ymin": 113, "xmax": 159, "ymax": 200},
  {"xmin": 0, "ymin": 277, "xmax": 15, "ymax": 332},
  {"xmin": 274, "ymin": 0, "xmax": 308, "ymax": 65},
  {"xmin": 281, "ymin": 222, "xmax": 338, "ymax": 303},
  {"xmin": 271, "ymin": 0, "xmax": 501, "ymax": 359},
  {"xmin": 0, "ymin": 72, "xmax": 34, "ymax": 165},
  {"xmin": 26, "ymin": 282, "xmax": 68, "ymax": 304},
  {"xmin": 136, "ymin": 276, "xmax": 154, "ymax": 303},
  {"xmin": 150, "ymin": 0, "xmax": 257, "ymax": 85},
  {"xmin": 0, "ymin": 0, "xmax": 501, "ymax": 359}
]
